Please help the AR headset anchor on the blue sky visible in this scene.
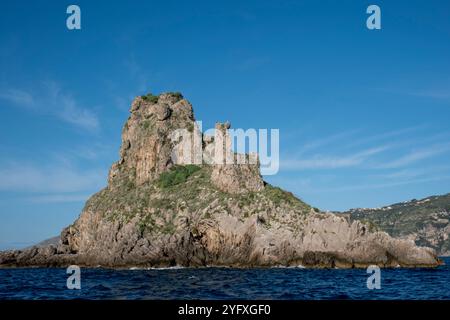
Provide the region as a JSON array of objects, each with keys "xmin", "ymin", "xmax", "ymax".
[{"xmin": 1, "ymin": 0, "xmax": 450, "ymax": 249}]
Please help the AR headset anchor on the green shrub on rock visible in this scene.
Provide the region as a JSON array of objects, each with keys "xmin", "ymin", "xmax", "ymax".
[
  {"xmin": 157, "ymin": 165, "xmax": 201, "ymax": 188},
  {"xmin": 141, "ymin": 93, "xmax": 159, "ymax": 104}
]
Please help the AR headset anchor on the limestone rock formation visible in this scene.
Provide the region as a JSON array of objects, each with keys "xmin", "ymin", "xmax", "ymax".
[
  {"xmin": 109, "ymin": 92, "xmax": 197, "ymax": 187},
  {"xmin": 0, "ymin": 92, "xmax": 443, "ymax": 268},
  {"xmin": 210, "ymin": 122, "xmax": 264, "ymax": 194}
]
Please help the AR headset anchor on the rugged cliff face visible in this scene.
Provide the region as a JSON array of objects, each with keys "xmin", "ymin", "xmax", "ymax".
[
  {"xmin": 341, "ymin": 194, "xmax": 450, "ymax": 257},
  {"xmin": 0, "ymin": 92, "xmax": 442, "ymax": 268}
]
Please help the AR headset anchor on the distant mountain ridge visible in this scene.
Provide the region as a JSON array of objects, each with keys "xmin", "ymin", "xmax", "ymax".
[
  {"xmin": 340, "ymin": 193, "xmax": 450, "ymax": 256},
  {"xmin": 26, "ymin": 236, "xmax": 60, "ymax": 250}
]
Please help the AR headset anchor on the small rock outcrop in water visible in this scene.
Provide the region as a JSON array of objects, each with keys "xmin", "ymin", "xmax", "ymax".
[{"xmin": 0, "ymin": 92, "xmax": 442, "ymax": 268}]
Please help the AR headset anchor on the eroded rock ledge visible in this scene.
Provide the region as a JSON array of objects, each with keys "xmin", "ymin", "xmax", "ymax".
[{"xmin": 0, "ymin": 92, "xmax": 442, "ymax": 268}]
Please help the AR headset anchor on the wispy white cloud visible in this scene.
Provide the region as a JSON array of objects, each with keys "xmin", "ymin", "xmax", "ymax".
[
  {"xmin": 344, "ymin": 125, "xmax": 428, "ymax": 149},
  {"xmin": 286, "ymin": 125, "xmax": 428, "ymax": 161},
  {"xmin": 411, "ymin": 89, "xmax": 450, "ymax": 100},
  {"xmin": 282, "ymin": 146, "xmax": 389, "ymax": 170},
  {"xmin": 0, "ymin": 161, "xmax": 106, "ymax": 193},
  {"xmin": 0, "ymin": 88, "xmax": 33, "ymax": 106},
  {"xmin": 374, "ymin": 169, "xmax": 424, "ymax": 180},
  {"xmin": 316, "ymin": 175, "xmax": 450, "ymax": 193},
  {"xmin": 284, "ymin": 124, "xmax": 450, "ymax": 172},
  {"xmin": 64, "ymin": 143, "xmax": 115, "ymax": 161},
  {"xmin": 26, "ymin": 194, "xmax": 90, "ymax": 204},
  {"xmin": 373, "ymin": 164, "xmax": 450, "ymax": 180},
  {"xmin": 374, "ymin": 85, "xmax": 450, "ymax": 101},
  {"xmin": 295, "ymin": 129, "xmax": 360, "ymax": 155},
  {"xmin": 374, "ymin": 143, "xmax": 450, "ymax": 169},
  {"xmin": 0, "ymin": 81, "xmax": 99, "ymax": 131}
]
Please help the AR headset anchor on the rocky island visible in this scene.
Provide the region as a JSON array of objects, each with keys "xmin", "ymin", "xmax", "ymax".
[
  {"xmin": 0, "ymin": 92, "xmax": 442, "ymax": 268},
  {"xmin": 340, "ymin": 194, "xmax": 450, "ymax": 257}
]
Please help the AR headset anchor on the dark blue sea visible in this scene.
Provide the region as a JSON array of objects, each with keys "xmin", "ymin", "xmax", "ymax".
[{"xmin": 1, "ymin": 257, "xmax": 449, "ymax": 300}]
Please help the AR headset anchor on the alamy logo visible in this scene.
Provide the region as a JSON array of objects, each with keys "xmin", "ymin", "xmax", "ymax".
[
  {"xmin": 366, "ymin": 5, "xmax": 381, "ymax": 30},
  {"xmin": 65, "ymin": 5, "xmax": 382, "ymax": 32},
  {"xmin": 366, "ymin": 265, "xmax": 381, "ymax": 289},
  {"xmin": 170, "ymin": 121, "xmax": 279, "ymax": 175},
  {"xmin": 66, "ymin": 265, "xmax": 81, "ymax": 290},
  {"xmin": 66, "ymin": 5, "xmax": 81, "ymax": 30}
]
